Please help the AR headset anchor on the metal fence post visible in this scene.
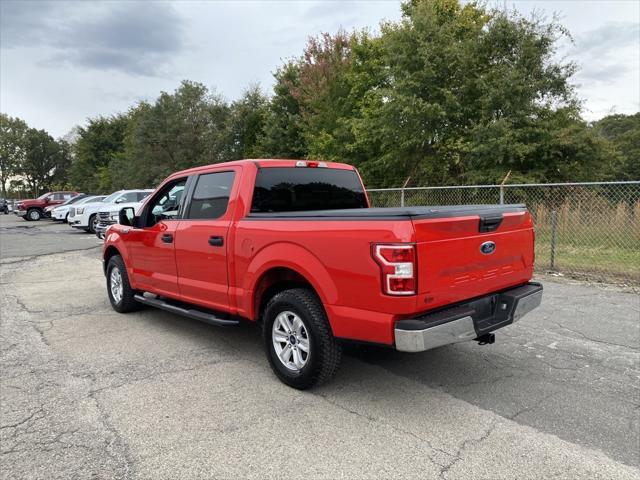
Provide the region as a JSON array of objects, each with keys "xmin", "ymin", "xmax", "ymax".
[
  {"xmin": 550, "ymin": 210, "xmax": 557, "ymax": 271},
  {"xmin": 400, "ymin": 177, "xmax": 410, "ymax": 207}
]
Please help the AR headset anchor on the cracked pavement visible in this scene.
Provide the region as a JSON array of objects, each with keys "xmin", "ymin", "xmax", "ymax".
[{"xmin": 1, "ymin": 214, "xmax": 639, "ymax": 479}]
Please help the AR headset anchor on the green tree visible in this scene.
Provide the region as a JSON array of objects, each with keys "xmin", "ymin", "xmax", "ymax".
[
  {"xmin": 266, "ymin": 0, "xmax": 616, "ymax": 187},
  {"xmin": 0, "ymin": 113, "xmax": 28, "ymax": 197},
  {"xmin": 113, "ymin": 81, "xmax": 232, "ymax": 189},
  {"xmin": 70, "ymin": 114, "xmax": 129, "ymax": 193},
  {"xmin": 593, "ymin": 113, "xmax": 640, "ymax": 180},
  {"xmin": 226, "ymin": 85, "xmax": 269, "ymax": 159},
  {"xmin": 22, "ymin": 129, "xmax": 71, "ymax": 195},
  {"xmin": 351, "ymin": 0, "xmax": 590, "ymax": 186},
  {"xmin": 256, "ymin": 63, "xmax": 307, "ymax": 158}
]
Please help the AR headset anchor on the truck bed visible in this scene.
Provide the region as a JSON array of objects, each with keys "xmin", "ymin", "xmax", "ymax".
[{"xmin": 247, "ymin": 204, "xmax": 527, "ymax": 219}]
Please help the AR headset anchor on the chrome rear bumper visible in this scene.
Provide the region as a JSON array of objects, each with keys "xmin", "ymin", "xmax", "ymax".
[{"xmin": 395, "ymin": 282, "xmax": 543, "ymax": 352}]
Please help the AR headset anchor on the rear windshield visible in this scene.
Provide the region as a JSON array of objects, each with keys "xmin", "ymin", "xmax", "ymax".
[{"xmin": 251, "ymin": 167, "xmax": 367, "ymax": 212}]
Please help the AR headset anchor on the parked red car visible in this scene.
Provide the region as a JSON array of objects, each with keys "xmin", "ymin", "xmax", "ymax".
[
  {"xmin": 102, "ymin": 160, "xmax": 542, "ymax": 389},
  {"xmin": 15, "ymin": 191, "xmax": 79, "ymax": 221}
]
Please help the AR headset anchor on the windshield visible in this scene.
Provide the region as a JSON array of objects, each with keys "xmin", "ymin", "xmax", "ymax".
[
  {"xmin": 37, "ymin": 193, "xmax": 50, "ymax": 200},
  {"xmin": 79, "ymin": 196, "xmax": 102, "ymax": 204},
  {"xmin": 102, "ymin": 191, "xmax": 123, "ymax": 203},
  {"xmin": 61, "ymin": 195, "xmax": 84, "ymax": 206}
]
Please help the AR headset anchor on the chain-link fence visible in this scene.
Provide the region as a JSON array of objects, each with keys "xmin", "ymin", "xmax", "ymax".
[{"xmin": 367, "ymin": 181, "xmax": 640, "ymax": 286}]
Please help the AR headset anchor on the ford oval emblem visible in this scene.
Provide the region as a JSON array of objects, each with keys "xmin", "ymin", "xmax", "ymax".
[{"xmin": 480, "ymin": 241, "xmax": 496, "ymax": 255}]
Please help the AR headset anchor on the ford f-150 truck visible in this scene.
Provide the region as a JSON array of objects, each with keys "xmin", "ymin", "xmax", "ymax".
[{"xmin": 103, "ymin": 159, "xmax": 542, "ymax": 389}]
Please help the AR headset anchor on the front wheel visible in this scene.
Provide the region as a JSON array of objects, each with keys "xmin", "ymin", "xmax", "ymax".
[
  {"xmin": 27, "ymin": 208, "xmax": 41, "ymax": 221},
  {"xmin": 88, "ymin": 214, "xmax": 98, "ymax": 234},
  {"xmin": 106, "ymin": 255, "xmax": 141, "ymax": 313},
  {"xmin": 263, "ymin": 288, "xmax": 342, "ymax": 390}
]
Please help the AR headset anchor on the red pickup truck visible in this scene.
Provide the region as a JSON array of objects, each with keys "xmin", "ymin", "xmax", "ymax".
[
  {"xmin": 14, "ymin": 191, "xmax": 78, "ymax": 221},
  {"xmin": 103, "ymin": 159, "xmax": 542, "ymax": 389}
]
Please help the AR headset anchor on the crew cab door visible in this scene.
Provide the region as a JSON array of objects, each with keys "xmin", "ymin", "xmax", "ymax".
[
  {"xmin": 127, "ymin": 178, "xmax": 187, "ymax": 297},
  {"xmin": 174, "ymin": 168, "xmax": 239, "ymax": 312}
]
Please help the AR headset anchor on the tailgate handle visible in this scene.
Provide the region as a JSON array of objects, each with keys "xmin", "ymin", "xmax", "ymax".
[{"xmin": 479, "ymin": 214, "xmax": 503, "ymax": 233}]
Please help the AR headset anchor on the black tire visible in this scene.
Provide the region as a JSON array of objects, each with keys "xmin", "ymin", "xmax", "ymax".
[
  {"xmin": 27, "ymin": 208, "xmax": 41, "ymax": 221},
  {"xmin": 106, "ymin": 255, "xmax": 141, "ymax": 313},
  {"xmin": 88, "ymin": 214, "xmax": 98, "ymax": 234},
  {"xmin": 262, "ymin": 288, "xmax": 342, "ymax": 390},
  {"xmin": 64, "ymin": 213, "xmax": 69, "ymax": 223}
]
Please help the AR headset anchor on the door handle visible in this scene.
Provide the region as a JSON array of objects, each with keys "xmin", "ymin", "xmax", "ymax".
[
  {"xmin": 208, "ymin": 236, "xmax": 224, "ymax": 247},
  {"xmin": 161, "ymin": 233, "xmax": 173, "ymax": 243}
]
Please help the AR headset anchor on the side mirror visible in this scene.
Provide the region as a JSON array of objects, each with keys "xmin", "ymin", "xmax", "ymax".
[{"xmin": 118, "ymin": 207, "xmax": 136, "ymax": 227}]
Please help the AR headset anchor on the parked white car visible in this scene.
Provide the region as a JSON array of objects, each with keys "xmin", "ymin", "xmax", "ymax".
[
  {"xmin": 50, "ymin": 195, "xmax": 105, "ymax": 222},
  {"xmin": 69, "ymin": 189, "xmax": 152, "ymax": 233}
]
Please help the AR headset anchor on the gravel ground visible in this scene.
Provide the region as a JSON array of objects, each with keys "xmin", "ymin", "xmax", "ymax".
[{"xmin": 1, "ymin": 214, "xmax": 638, "ymax": 479}]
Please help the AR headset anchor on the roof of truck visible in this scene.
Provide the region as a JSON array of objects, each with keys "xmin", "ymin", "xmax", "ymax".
[{"xmin": 172, "ymin": 159, "xmax": 355, "ymax": 177}]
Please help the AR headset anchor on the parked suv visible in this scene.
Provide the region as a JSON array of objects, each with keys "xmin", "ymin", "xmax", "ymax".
[
  {"xmin": 15, "ymin": 191, "xmax": 78, "ymax": 221},
  {"xmin": 70, "ymin": 189, "xmax": 152, "ymax": 233},
  {"xmin": 95, "ymin": 193, "xmax": 156, "ymax": 239},
  {"xmin": 51, "ymin": 195, "xmax": 105, "ymax": 222},
  {"xmin": 46, "ymin": 193, "xmax": 87, "ymax": 220},
  {"xmin": 103, "ymin": 159, "xmax": 542, "ymax": 389}
]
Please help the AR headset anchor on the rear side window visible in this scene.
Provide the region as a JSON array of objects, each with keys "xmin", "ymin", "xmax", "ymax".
[
  {"xmin": 251, "ymin": 167, "xmax": 367, "ymax": 212},
  {"xmin": 137, "ymin": 191, "xmax": 151, "ymax": 201},
  {"xmin": 186, "ymin": 172, "xmax": 235, "ymax": 219}
]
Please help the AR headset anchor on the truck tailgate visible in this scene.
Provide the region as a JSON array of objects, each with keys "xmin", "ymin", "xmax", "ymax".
[{"xmin": 412, "ymin": 206, "xmax": 534, "ymax": 310}]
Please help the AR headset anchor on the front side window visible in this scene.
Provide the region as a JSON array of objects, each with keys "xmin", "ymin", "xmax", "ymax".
[
  {"xmin": 186, "ymin": 172, "xmax": 235, "ymax": 220},
  {"xmin": 146, "ymin": 180, "xmax": 187, "ymax": 226}
]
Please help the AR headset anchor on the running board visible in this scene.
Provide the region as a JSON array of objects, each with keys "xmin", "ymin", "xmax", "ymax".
[{"xmin": 134, "ymin": 294, "xmax": 239, "ymax": 327}]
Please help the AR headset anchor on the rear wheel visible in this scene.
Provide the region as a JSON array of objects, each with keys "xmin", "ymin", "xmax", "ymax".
[
  {"xmin": 27, "ymin": 208, "xmax": 41, "ymax": 221},
  {"xmin": 106, "ymin": 255, "xmax": 140, "ymax": 313},
  {"xmin": 263, "ymin": 288, "xmax": 341, "ymax": 389}
]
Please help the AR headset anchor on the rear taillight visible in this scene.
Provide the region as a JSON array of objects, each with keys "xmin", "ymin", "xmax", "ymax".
[{"xmin": 372, "ymin": 244, "xmax": 417, "ymax": 295}]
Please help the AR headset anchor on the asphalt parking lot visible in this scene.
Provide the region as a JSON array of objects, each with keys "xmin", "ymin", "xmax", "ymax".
[{"xmin": 1, "ymin": 214, "xmax": 639, "ymax": 479}]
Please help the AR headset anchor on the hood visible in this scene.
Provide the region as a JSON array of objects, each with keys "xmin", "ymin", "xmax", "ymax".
[
  {"xmin": 16, "ymin": 198, "xmax": 40, "ymax": 208},
  {"xmin": 76, "ymin": 200, "xmax": 106, "ymax": 211}
]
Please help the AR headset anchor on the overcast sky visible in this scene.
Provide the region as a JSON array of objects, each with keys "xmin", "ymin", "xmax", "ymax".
[{"xmin": 1, "ymin": 0, "xmax": 638, "ymax": 138}]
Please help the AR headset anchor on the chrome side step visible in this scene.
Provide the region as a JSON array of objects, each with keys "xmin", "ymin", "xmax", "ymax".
[{"xmin": 134, "ymin": 294, "xmax": 239, "ymax": 327}]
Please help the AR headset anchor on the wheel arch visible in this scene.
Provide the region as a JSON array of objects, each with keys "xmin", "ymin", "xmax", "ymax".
[
  {"xmin": 244, "ymin": 243, "xmax": 338, "ymax": 322},
  {"xmin": 253, "ymin": 267, "xmax": 317, "ymax": 322},
  {"xmin": 103, "ymin": 245, "xmax": 122, "ymax": 275}
]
